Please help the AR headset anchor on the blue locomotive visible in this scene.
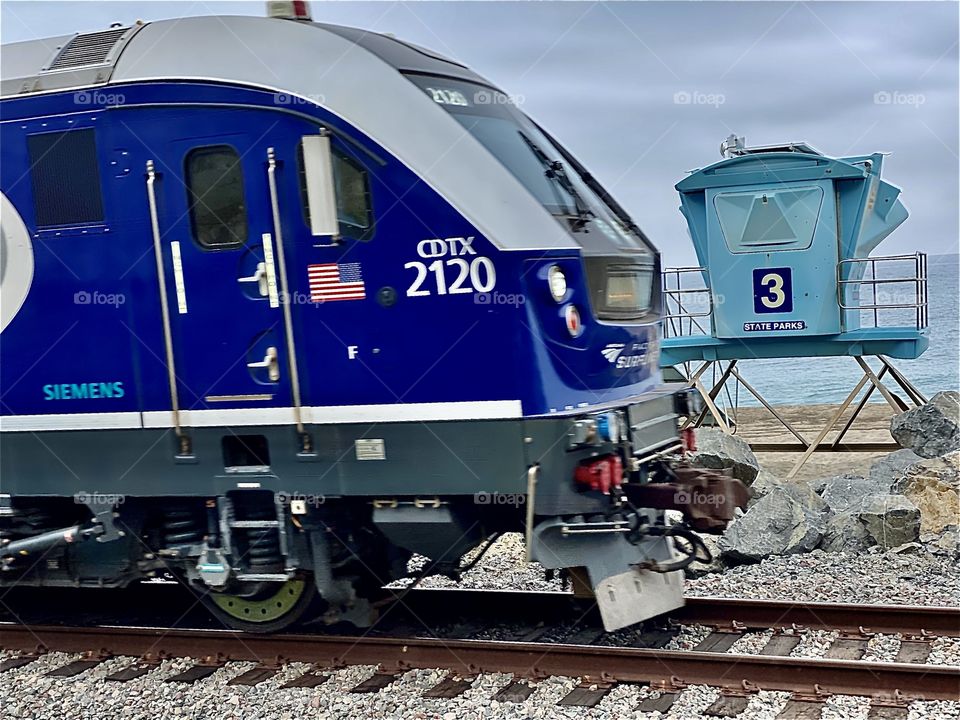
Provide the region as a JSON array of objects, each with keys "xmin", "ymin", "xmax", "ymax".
[{"xmin": 0, "ymin": 6, "xmax": 746, "ymax": 631}]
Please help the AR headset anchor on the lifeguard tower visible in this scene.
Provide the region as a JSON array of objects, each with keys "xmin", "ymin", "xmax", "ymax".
[{"xmin": 661, "ymin": 136, "xmax": 929, "ymax": 477}]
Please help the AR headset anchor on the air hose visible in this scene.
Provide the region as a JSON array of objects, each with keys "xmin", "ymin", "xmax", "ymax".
[
  {"xmin": 611, "ymin": 488, "xmax": 713, "ymax": 573},
  {"xmin": 633, "ymin": 522, "xmax": 713, "ymax": 573}
]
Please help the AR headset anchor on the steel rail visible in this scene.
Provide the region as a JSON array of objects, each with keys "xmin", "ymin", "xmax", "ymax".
[
  {"xmin": 678, "ymin": 597, "xmax": 960, "ymax": 637},
  {"xmin": 3, "ymin": 586, "xmax": 956, "ymax": 638},
  {"xmin": 392, "ymin": 590, "xmax": 960, "ymax": 637},
  {"xmin": 0, "ymin": 623, "xmax": 957, "ymax": 701}
]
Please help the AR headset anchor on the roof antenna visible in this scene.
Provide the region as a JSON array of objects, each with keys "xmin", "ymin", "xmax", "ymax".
[{"xmin": 720, "ymin": 134, "xmax": 745, "ymax": 159}]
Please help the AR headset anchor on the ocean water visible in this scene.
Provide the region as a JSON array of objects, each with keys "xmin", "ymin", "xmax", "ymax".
[{"xmin": 685, "ymin": 253, "xmax": 959, "ymax": 406}]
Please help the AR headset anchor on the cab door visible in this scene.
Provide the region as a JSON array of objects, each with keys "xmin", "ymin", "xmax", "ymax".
[{"xmin": 143, "ymin": 112, "xmax": 298, "ymax": 420}]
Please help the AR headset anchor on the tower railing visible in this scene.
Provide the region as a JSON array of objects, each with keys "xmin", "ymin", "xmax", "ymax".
[
  {"xmin": 661, "ymin": 266, "xmax": 714, "ymax": 338},
  {"xmin": 837, "ymin": 252, "xmax": 928, "ymax": 331}
]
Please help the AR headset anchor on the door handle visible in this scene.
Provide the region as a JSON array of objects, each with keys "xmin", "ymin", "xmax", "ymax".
[
  {"xmin": 238, "ymin": 262, "xmax": 268, "ymax": 297},
  {"xmin": 247, "ymin": 346, "xmax": 280, "ymax": 382}
]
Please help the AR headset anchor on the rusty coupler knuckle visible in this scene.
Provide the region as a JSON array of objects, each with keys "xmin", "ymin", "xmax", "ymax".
[{"xmin": 622, "ymin": 463, "xmax": 750, "ymax": 533}]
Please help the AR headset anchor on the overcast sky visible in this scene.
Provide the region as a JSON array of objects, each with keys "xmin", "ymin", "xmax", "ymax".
[{"xmin": 3, "ymin": 1, "xmax": 957, "ymax": 266}]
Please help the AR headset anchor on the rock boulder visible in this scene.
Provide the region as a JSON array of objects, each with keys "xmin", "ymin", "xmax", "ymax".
[
  {"xmin": 781, "ymin": 480, "xmax": 830, "ymax": 516},
  {"xmin": 891, "ymin": 391, "xmax": 960, "ymax": 458},
  {"xmin": 819, "ymin": 474, "xmax": 887, "ymax": 514},
  {"xmin": 856, "ymin": 494, "xmax": 921, "ymax": 549},
  {"xmin": 691, "ymin": 428, "xmax": 760, "ymax": 485},
  {"xmin": 720, "ymin": 485, "xmax": 824, "ymax": 563},
  {"xmin": 868, "ymin": 449, "xmax": 923, "ymax": 487},
  {"xmin": 820, "ymin": 512, "xmax": 874, "ymax": 553},
  {"xmin": 921, "ymin": 529, "xmax": 959, "ymax": 559},
  {"xmin": 892, "ymin": 451, "xmax": 960, "ymax": 534},
  {"xmin": 748, "ymin": 470, "xmax": 781, "ymax": 504},
  {"xmin": 749, "ymin": 473, "xmax": 827, "ymax": 515}
]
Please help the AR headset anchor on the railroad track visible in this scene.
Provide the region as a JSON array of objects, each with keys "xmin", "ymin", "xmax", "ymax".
[
  {"xmin": 1, "ymin": 593, "xmax": 958, "ymax": 717},
  {"xmin": 4, "ymin": 584, "xmax": 957, "ymax": 636},
  {"xmin": 398, "ymin": 589, "xmax": 960, "ymax": 636}
]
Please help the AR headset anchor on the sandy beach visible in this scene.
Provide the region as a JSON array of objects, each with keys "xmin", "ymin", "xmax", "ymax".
[{"xmin": 720, "ymin": 402, "xmax": 906, "ymax": 482}]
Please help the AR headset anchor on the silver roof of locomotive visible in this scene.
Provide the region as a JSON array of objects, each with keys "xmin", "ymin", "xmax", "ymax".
[{"xmin": 1, "ymin": 16, "xmax": 576, "ymax": 252}]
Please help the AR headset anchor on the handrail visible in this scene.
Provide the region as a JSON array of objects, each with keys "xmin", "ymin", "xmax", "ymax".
[
  {"xmin": 662, "ymin": 266, "xmax": 713, "ymax": 338},
  {"xmin": 837, "ymin": 252, "xmax": 928, "ymax": 330},
  {"xmin": 145, "ymin": 160, "xmax": 184, "ymax": 445},
  {"xmin": 266, "ymin": 147, "xmax": 306, "ymax": 436}
]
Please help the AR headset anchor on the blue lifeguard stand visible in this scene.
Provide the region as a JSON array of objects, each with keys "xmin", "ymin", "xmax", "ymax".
[{"xmin": 660, "ymin": 137, "xmax": 929, "ymax": 476}]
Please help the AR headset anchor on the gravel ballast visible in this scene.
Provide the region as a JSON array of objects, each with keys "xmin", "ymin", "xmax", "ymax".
[
  {"xmin": 401, "ymin": 532, "xmax": 959, "ymax": 609},
  {"xmin": 3, "ymin": 538, "xmax": 958, "ymax": 719}
]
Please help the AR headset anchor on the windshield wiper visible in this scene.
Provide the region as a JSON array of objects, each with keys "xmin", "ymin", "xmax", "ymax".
[{"xmin": 518, "ymin": 130, "xmax": 593, "ymax": 230}]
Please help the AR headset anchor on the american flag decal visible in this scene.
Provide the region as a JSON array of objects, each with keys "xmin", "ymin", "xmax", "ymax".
[{"xmin": 307, "ymin": 262, "xmax": 366, "ymax": 302}]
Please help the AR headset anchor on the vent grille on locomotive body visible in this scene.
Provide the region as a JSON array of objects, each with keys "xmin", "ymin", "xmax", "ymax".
[{"xmin": 0, "ymin": 10, "xmax": 746, "ymax": 632}]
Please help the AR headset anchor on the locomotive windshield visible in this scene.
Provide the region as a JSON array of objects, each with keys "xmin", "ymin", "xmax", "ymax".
[{"xmin": 405, "ymin": 74, "xmax": 649, "ymax": 255}]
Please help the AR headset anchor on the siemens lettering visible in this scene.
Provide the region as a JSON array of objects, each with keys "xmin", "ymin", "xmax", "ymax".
[{"xmin": 43, "ymin": 382, "xmax": 125, "ymax": 400}]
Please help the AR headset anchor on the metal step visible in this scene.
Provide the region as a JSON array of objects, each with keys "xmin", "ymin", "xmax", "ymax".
[
  {"xmin": 235, "ymin": 572, "xmax": 293, "ymax": 582},
  {"xmin": 229, "ymin": 520, "xmax": 280, "ymax": 529}
]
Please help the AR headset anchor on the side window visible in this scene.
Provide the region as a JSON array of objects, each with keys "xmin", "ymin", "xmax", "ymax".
[
  {"xmin": 298, "ymin": 143, "xmax": 374, "ymax": 241},
  {"xmin": 185, "ymin": 146, "xmax": 247, "ymax": 249},
  {"xmin": 28, "ymin": 129, "xmax": 104, "ymax": 227},
  {"xmin": 714, "ymin": 186, "xmax": 823, "ymax": 254}
]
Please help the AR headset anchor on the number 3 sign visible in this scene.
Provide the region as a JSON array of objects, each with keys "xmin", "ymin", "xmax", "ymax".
[{"xmin": 752, "ymin": 267, "xmax": 793, "ymax": 314}]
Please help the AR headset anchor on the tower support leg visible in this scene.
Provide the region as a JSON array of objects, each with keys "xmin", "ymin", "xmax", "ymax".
[
  {"xmin": 727, "ymin": 366, "xmax": 809, "ymax": 447},
  {"xmin": 878, "ymin": 356, "xmax": 927, "ymax": 406},
  {"xmin": 830, "ymin": 365, "xmax": 889, "ymax": 449},
  {"xmin": 683, "ymin": 362, "xmax": 734, "ymax": 433},
  {"xmin": 854, "ymin": 356, "xmax": 907, "ymax": 412},
  {"xmin": 786, "ymin": 372, "xmax": 872, "ymax": 479},
  {"xmin": 670, "ymin": 355, "xmax": 928, "ymax": 479},
  {"xmin": 689, "ymin": 360, "xmax": 738, "ymax": 431}
]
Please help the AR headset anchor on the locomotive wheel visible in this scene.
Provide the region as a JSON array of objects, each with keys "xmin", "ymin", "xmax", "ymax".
[{"xmin": 205, "ymin": 578, "xmax": 317, "ymax": 633}]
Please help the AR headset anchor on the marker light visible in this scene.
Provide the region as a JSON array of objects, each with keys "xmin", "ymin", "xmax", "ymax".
[
  {"xmin": 564, "ymin": 305, "xmax": 582, "ymax": 337},
  {"xmin": 266, "ymin": 1, "xmax": 312, "ymax": 20},
  {"xmin": 548, "ymin": 266, "xmax": 567, "ymax": 302},
  {"xmin": 596, "ymin": 412, "xmax": 622, "ymax": 443}
]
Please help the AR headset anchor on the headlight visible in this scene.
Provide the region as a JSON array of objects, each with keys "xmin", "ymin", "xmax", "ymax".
[{"xmin": 548, "ymin": 266, "xmax": 567, "ymax": 302}]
